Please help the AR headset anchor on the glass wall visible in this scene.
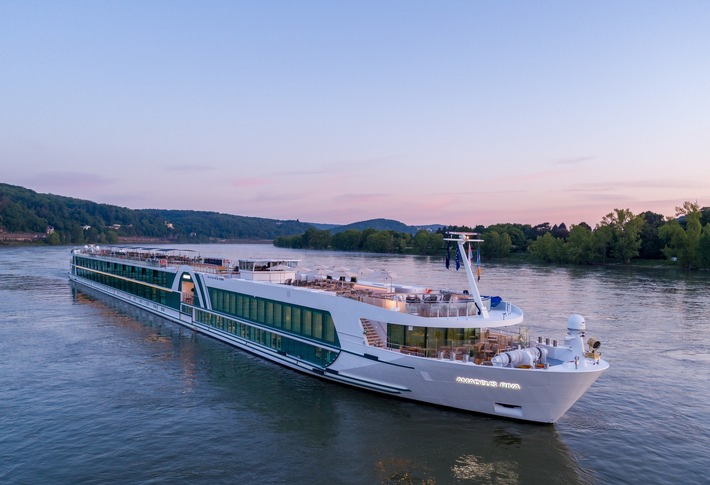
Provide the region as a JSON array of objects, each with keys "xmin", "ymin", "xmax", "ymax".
[
  {"xmin": 387, "ymin": 323, "xmax": 479, "ymax": 354},
  {"xmin": 208, "ymin": 287, "xmax": 339, "ymax": 347},
  {"xmin": 195, "ymin": 309, "xmax": 338, "ymax": 368},
  {"xmin": 72, "ymin": 256, "xmax": 180, "ymax": 309}
]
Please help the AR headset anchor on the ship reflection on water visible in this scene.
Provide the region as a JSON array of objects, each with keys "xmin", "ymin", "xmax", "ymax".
[{"xmin": 73, "ymin": 284, "xmax": 593, "ymax": 484}]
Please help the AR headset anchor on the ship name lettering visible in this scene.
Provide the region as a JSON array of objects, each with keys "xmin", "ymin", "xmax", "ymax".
[{"xmin": 455, "ymin": 376, "xmax": 521, "ymax": 390}]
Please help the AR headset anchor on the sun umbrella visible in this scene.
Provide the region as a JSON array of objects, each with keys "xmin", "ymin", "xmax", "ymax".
[
  {"xmin": 269, "ymin": 264, "xmax": 295, "ymax": 271},
  {"xmin": 325, "ymin": 265, "xmax": 352, "ymax": 279}
]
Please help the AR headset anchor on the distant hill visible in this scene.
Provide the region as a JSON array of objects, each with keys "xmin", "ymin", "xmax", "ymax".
[
  {"xmin": 330, "ymin": 218, "xmax": 443, "ymax": 235},
  {"xmin": 0, "ymin": 183, "xmax": 439, "ymax": 244},
  {"xmin": 0, "ymin": 183, "xmax": 314, "ymax": 244}
]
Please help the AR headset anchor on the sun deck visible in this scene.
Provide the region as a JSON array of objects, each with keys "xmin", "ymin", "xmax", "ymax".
[
  {"xmin": 76, "ymin": 246, "xmax": 508, "ymax": 319},
  {"xmin": 361, "ymin": 314, "xmax": 529, "ymax": 365},
  {"xmin": 284, "ymin": 277, "xmax": 497, "ymax": 318}
]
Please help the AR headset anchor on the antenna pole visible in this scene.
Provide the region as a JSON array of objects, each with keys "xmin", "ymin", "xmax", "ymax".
[{"xmin": 444, "ymin": 232, "xmax": 489, "ymax": 318}]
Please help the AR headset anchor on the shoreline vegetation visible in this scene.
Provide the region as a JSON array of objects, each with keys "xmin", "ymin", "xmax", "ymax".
[
  {"xmin": 1, "ymin": 181, "xmax": 709, "ymax": 270},
  {"xmin": 273, "ymin": 202, "xmax": 710, "ymax": 271}
]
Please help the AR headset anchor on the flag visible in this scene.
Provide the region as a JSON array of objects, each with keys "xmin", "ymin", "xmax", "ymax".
[
  {"xmin": 455, "ymin": 245, "xmax": 461, "ymax": 271},
  {"xmin": 445, "ymin": 242, "xmax": 450, "ymax": 269},
  {"xmin": 468, "ymin": 243, "xmax": 473, "ymax": 263}
]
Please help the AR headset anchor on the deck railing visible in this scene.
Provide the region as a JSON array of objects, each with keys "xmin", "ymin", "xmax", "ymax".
[
  {"xmin": 354, "ymin": 292, "xmax": 489, "ymax": 318},
  {"xmin": 386, "ymin": 331, "xmax": 526, "ymax": 364}
]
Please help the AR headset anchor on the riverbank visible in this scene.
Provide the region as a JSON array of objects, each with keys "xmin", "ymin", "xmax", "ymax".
[
  {"xmin": 0, "ymin": 234, "xmax": 274, "ymax": 246},
  {"xmin": 0, "ymin": 235, "xmax": 690, "ymax": 271}
]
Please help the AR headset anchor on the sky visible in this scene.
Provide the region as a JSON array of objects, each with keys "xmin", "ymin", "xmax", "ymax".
[{"xmin": 2, "ymin": 1, "xmax": 709, "ymax": 227}]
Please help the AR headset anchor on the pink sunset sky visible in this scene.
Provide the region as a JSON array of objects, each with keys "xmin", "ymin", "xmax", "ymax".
[{"xmin": 2, "ymin": 1, "xmax": 709, "ymax": 227}]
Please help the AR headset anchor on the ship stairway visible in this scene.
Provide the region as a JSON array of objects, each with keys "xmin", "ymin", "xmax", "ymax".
[{"xmin": 361, "ymin": 319, "xmax": 384, "ymax": 348}]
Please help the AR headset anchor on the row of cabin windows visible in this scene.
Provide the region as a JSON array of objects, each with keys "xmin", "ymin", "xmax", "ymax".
[
  {"xmin": 74, "ymin": 256, "xmax": 172, "ymax": 287},
  {"xmin": 208, "ymin": 288, "xmax": 338, "ymax": 346},
  {"xmin": 74, "ymin": 266, "xmax": 180, "ymax": 309},
  {"xmin": 387, "ymin": 324, "xmax": 480, "ymax": 351},
  {"xmin": 195, "ymin": 309, "xmax": 338, "ymax": 368}
]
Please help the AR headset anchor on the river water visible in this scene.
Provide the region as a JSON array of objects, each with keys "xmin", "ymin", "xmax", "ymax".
[{"xmin": 1, "ymin": 244, "xmax": 708, "ymax": 484}]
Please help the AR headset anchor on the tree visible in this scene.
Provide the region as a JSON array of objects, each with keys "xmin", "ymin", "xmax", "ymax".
[
  {"xmin": 106, "ymin": 229, "xmax": 119, "ymax": 244},
  {"xmin": 487, "ymin": 224, "xmax": 528, "ymax": 253},
  {"xmin": 532, "ymin": 222, "xmax": 551, "ymax": 238},
  {"xmin": 698, "ymin": 224, "xmax": 710, "ymax": 269},
  {"xmin": 68, "ymin": 224, "xmax": 84, "ymax": 244},
  {"xmin": 302, "ymin": 228, "xmax": 331, "ymax": 249},
  {"xmin": 530, "ymin": 232, "xmax": 565, "ymax": 263},
  {"xmin": 565, "ymin": 224, "xmax": 594, "ymax": 264},
  {"xmin": 363, "ymin": 231, "xmax": 395, "ymax": 253},
  {"xmin": 701, "ymin": 207, "xmax": 710, "ymax": 226},
  {"xmin": 332, "ymin": 229, "xmax": 362, "ymax": 251},
  {"xmin": 600, "ymin": 208, "xmax": 643, "ymax": 263},
  {"xmin": 85, "ymin": 226, "xmax": 100, "ymax": 244},
  {"xmin": 659, "ymin": 201, "xmax": 702, "ymax": 269},
  {"xmin": 679, "ymin": 201, "xmax": 702, "ymax": 269},
  {"xmin": 638, "ymin": 211, "xmax": 665, "ymax": 259},
  {"xmin": 590, "ymin": 224, "xmax": 613, "ymax": 264},
  {"xmin": 551, "ymin": 223, "xmax": 569, "ymax": 240},
  {"xmin": 479, "ymin": 230, "xmax": 511, "ymax": 259},
  {"xmin": 411, "ymin": 231, "xmax": 443, "ymax": 255},
  {"xmin": 45, "ymin": 232, "xmax": 61, "ymax": 245}
]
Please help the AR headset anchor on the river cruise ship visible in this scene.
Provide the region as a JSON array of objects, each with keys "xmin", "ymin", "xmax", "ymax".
[{"xmin": 69, "ymin": 232, "xmax": 608, "ymax": 423}]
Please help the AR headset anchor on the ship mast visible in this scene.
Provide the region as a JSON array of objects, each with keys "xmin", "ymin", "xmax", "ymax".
[{"xmin": 444, "ymin": 232, "xmax": 489, "ymax": 319}]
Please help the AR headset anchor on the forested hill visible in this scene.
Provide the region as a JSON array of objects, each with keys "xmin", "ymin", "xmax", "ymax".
[
  {"xmin": 0, "ymin": 183, "xmax": 314, "ymax": 244},
  {"xmin": 0, "ymin": 183, "xmax": 437, "ymax": 245},
  {"xmin": 330, "ymin": 218, "xmax": 442, "ymax": 235}
]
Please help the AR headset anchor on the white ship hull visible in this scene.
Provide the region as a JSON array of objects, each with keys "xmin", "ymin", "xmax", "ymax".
[{"xmin": 69, "ymin": 240, "xmax": 608, "ymax": 424}]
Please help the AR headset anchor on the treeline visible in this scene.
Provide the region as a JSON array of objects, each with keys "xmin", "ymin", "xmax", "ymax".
[
  {"xmin": 275, "ymin": 228, "xmax": 445, "ymax": 255},
  {"xmin": 0, "ymin": 183, "xmax": 313, "ymax": 245},
  {"xmin": 275, "ymin": 202, "xmax": 710, "ymax": 270},
  {"xmin": 530, "ymin": 203, "xmax": 710, "ymax": 269}
]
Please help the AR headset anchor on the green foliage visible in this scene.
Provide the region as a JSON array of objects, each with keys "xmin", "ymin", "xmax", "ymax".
[
  {"xmin": 1, "ymin": 183, "xmax": 314, "ymax": 245},
  {"xmin": 530, "ymin": 211, "xmax": 643, "ymax": 265},
  {"xmin": 45, "ymin": 232, "xmax": 61, "ymax": 245},
  {"xmin": 276, "ymin": 227, "xmax": 428, "ymax": 255},
  {"xmin": 302, "ymin": 228, "xmax": 331, "ymax": 249},
  {"xmin": 480, "ymin": 230, "xmax": 512, "ymax": 259},
  {"xmin": 565, "ymin": 224, "xmax": 595, "ymax": 264},
  {"xmin": 330, "ymin": 218, "xmax": 422, "ymax": 235},
  {"xmin": 530, "ymin": 232, "xmax": 566, "ymax": 263},
  {"xmin": 599, "ymin": 208, "xmax": 643, "ymax": 264},
  {"xmin": 363, "ymin": 231, "xmax": 395, "ymax": 253},
  {"xmin": 332, "ymin": 229, "xmax": 364, "ymax": 251},
  {"xmin": 638, "ymin": 211, "xmax": 665, "ymax": 259},
  {"xmin": 412, "ymin": 230, "xmax": 444, "ymax": 255},
  {"xmin": 659, "ymin": 202, "xmax": 703, "ymax": 269},
  {"xmin": 273, "ymin": 234, "xmax": 303, "ymax": 248},
  {"xmin": 486, "ymin": 224, "xmax": 529, "ymax": 252},
  {"xmin": 4, "ymin": 183, "xmax": 709, "ymax": 269},
  {"xmin": 698, "ymin": 224, "xmax": 710, "ymax": 269}
]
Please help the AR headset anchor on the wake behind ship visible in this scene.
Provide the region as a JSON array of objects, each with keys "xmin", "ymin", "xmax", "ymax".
[{"xmin": 68, "ymin": 232, "xmax": 608, "ymax": 423}]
